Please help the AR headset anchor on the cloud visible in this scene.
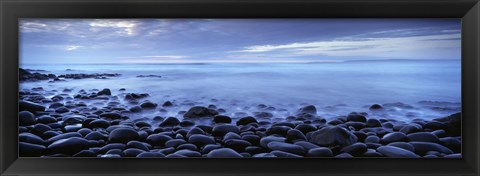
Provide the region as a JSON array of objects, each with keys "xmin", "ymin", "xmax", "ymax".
[
  {"xmin": 235, "ymin": 33, "xmax": 460, "ymax": 60},
  {"xmin": 89, "ymin": 19, "xmax": 138, "ymax": 36},
  {"xmin": 65, "ymin": 45, "xmax": 82, "ymax": 51}
]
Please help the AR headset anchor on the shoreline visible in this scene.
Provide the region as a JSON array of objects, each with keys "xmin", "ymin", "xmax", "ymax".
[{"xmin": 18, "ymin": 86, "xmax": 462, "ymax": 158}]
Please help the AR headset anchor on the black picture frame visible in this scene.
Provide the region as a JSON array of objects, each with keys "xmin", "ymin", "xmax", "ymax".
[{"xmin": 1, "ymin": 0, "xmax": 479, "ymax": 175}]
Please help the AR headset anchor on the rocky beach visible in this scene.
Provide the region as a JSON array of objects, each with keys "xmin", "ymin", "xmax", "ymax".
[{"xmin": 18, "ymin": 67, "xmax": 462, "ymax": 158}]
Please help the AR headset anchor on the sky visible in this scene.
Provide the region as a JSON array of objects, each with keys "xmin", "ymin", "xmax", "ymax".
[{"xmin": 20, "ymin": 19, "xmax": 461, "ymax": 64}]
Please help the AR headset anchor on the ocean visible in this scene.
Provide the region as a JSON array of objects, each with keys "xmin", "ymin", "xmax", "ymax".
[{"xmin": 20, "ymin": 59, "xmax": 461, "ymax": 121}]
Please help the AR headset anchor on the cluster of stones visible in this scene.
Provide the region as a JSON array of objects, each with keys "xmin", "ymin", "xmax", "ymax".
[
  {"xmin": 19, "ymin": 68, "xmax": 120, "ymax": 82},
  {"xmin": 18, "ymin": 88, "xmax": 461, "ymax": 158}
]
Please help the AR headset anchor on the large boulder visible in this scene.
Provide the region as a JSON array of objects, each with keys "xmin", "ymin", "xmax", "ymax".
[
  {"xmin": 183, "ymin": 106, "xmax": 218, "ymax": 118},
  {"xmin": 309, "ymin": 126, "xmax": 357, "ymax": 147}
]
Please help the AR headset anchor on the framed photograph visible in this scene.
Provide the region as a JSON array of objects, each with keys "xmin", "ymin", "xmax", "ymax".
[{"xmin": 1, "ymin": 0, "xmax": 479, "ymax": 176}]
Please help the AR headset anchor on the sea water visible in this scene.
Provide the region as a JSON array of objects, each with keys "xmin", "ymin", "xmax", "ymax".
[{"xmin": 20, "ymin": 59, "xmax": 461, "ymax": 121}]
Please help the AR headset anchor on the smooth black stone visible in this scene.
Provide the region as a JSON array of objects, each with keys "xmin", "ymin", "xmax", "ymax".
[
  {"xmin": 49, "ymin": 102, "xmax": 64, "ymax": 109},
  {"xmin": 223, "ymin": 139, "xmax": 252, "ymax": 152},
  {"xmin": 47, "ymin": 132, "xmax": 82, "ymax": 143},
  {"xmin": 381, "ymin": 132, "xmax": 408, "ymax": 144},
  {"xmin": 346, "ymin": 114, "xmax": 367, "ymax": 123},
  {"xmin": 125, "ymin": 141, "xmax": 149, "ymax": 151},
  {"xmin": 286, "ymin": 129, "xmax": 307, "ymax": 142},
  {"xmin": 97, "ymin": 88, "xmax": 111, "ymax": 96},
  {"xmin": 425, "ymin": 121, "xmax": 447, "ymax": 130},
  {"xmin": 345, "ymin": 122, "xmax": 366, "ymax": 130},
  {"xmin": 212, "ymin": 125, "xmax": 240, "ymax": 136},
  {"xmin": 244, "ymin": 146, "xmax": 266, "ymax": 155},
  {"xmin": 207, "ymin": 148, "xmax": 243, "ymax": 157},
  {"xmin": 37, "ymin": 115, "xmax": 57, "ymax": 124},
  {"xmin": 162, "ymin": 101, "xmax": 173, "ymax": 107},
  {"xmin": 327, "ymin": 119, "xmax": 344, "ymax": 125},
  {"xmin": 31, "ymin": 124, "xmax": 53, "ymax": 136},
  {"xmin": 106, "ymin": 149, "xmax": 124, "ymax": 156},
  {"xmin": 307, "ymin": 147, "xmax": 333, "ymax": 157},
  {"xmin": 241, "ymin": 134, "xmax": 261, "ymax": 146},
  {"xmin": 377, "ymin": 146, "xmax": 419, "ymax": 157},
  {"xmin": 55, "ymin": 107, "xmax": 70, "ymax": 113},
  {"xmin": 339, "ymin": 142, "xmax": 367, "ymax": 156},
  {"xmin": 399, "ymin": 124, "xmax": 423, "ymax": 134},
  {"xmin": 309, "ymin": 126, "xmax": 357, "ymax": 147},
  {"xmin": 295, "ymin": 105, "xmax": 317, "ymax": 116},
  {"xmin": 137, "ymin": 152, "xmax": 166, "ymax": 157},
  {"xmin": 335, "ymin": 153, "xmax": 354, "ymax": 158},
  {"xmin": 146, "ymin": 134, "xmax": 173, "ymax": 147},
  {"xmin": 409, "ymin": 142, "xmax": 454, "ymax": 155},
  {"xmin": 201, "ymin": 144, "xmax": 222, "ymax": 154},
  {"xmin": 123, "ymin": 148, "xmax": 145, "ymax": 157},
  {"xmin": 19, "ymin": 142, "xmax": 46, "ymax": 157},
  {"xmin": 267, "ymin": 142, "xmax": 305, "ymax": 155},
  {"xmin": 129, "ymin": 106, "xmax": 142, "ymax": 112},
  {"xmin": 259, "ymin": 136, "xmax": 286, "ymax": 148},
  {"xmin": 42, "ymin": 131, "xmax": 61, "ymax": 139},
  {"xmin": 223, "ymin": 132, "xmax": 241, "ymax": 142},
  {"xmin": 173, "ymin": 149, "xmax": 202, "ymax": 157},
  {"xmin": 62, "ymin": 115, "xmax": 86, "ymax": 125},
  {"xmin": 266, "ymin": 126, "xmax": 291, "ymax": 136},
  {"xmin": 165, "ymin": 139, "xmax": 187, "ymax": 148},
  {"xmin": 47, "ymin": 137, "xmax": 89, "ymax": 155},
  {"xmin": 387, "ymin": 142, "xmax": 415, "ymax": 152},
  {"xmin": 439, "ymin": 137, "xmax": 461, "ymax": 153},
  {"xmin": 294, "ymin": 141, "xmax": 321, "ymax": 151},
  {"xmin": 19, "ymin": 111, "xmax": 36, "ymax": 126},
  {"xmin": 177, "ymin": 143, "xmax": 198, "ymax": 151},
  {"xmin": 431, "ymin": 130, "xmax": 447, "ymax": 138},
  {"xmin": 159, "ymin": 117, "xmax": 180, "ymax": 127},
  {"xmin": 270, "ymin": 150, "xmax": 302, "ymax": 157},
  {"xmin": 407, "ymin": 132, "xmax": 440, "ymax": 143},
  {"xmin": 19, "ymin": 133, "xmax": 45, "ymax": 145},
  {"xmin": 183, "ymin": 106, "xmax": 218, "ymax": 118},
  {"xmin": 365, "ymin": 136, "xmax": 380, "ymax": 143},
  {"xmin": 294, "ymin": 124, "xmax": 317, "ymax": 134},
  {"xmin": 369, "ymin": 104, "xmax": 383, "ymax": 110},
  {"xmin": 352, "ymin": 131, "xmax": 368, "ymax": 142},
  {"xmin": 366, "ymin": 119, "xmax": 382, "ymax": 127},
  {"xmin": 99, "ymin": 112, "xmax": 122, "ymax": 120},
  {"xmin": 98, "ymin": 143, "xmax": 126, "ymax": 154},
  {"xmin": 77, "ymin": 128, "xmax": 92, "ymax": 136},
  {"xmin": 140, "ymin": 102, "xmax": 157, "ymax": 109},
  {"xmin": 73, "ymin": 150, "xmax": 97, "ymax": 157},
  {"xmin": 108, "ymin": 128, "xmax": 139, "ymax": 143},
  {"xmin": 179, "ymin": 120, "xmax": 195, "ymax": 127},
  {"xmin": 236, "ymin": 116, "xmax": 258, "ymax": 126},
  {"xmin": 186, "ymin": 127, "xmax": 205, "ymax": 138},
  {"xmin": 361, "ymin": 149, "xmax": 383, "ymax": 157},
  {"xmin": 20, "ymin": 100, "xmax": 46, "ymax": 113},
  {"xmin": 213, "ymin": 115, "xmax": 232, "ymax": 123},
  {"xmin": 84, "ymin": 131, "xmax": 108, "ymax": 141}
]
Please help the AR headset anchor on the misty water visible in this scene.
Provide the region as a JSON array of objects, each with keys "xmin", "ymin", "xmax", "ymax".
[{"xmin": 20, "ymin": 59, "xmax": 461, "ymax": 122}]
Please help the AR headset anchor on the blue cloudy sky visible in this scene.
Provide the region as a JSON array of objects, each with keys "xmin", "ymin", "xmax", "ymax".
[{"xmin": 20, "ymin": 19, "xmax": 461, "ymax": 64}]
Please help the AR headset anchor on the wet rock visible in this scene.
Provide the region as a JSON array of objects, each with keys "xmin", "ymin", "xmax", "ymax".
[
  {"xmin": 407, "ymin": 132, "xmax": 439, "ymax": 143},
  {"xmin": 188, "ymin": 134, "xmax": 216, "ymax": 146},
  {"xmin": 123, "ymin": 148, "xmax": 145, "ymax": 157},
  {"xmin": 236, "ymin": 116, "xmax": 258, "ymax": 126},
  {"xmin": 137, "ymin": 152, "xmax": 166, "ymax": 157},
  {"xmin": 165, "ymin": 139, "xmax": 188, "ymax": 148},
  {"xmin": 108, "ymin": 128, "xmax": 139, "ymax": 143},
  {"xmin": 399, "ymin": 124, "xmax": 423, "ymax": 134},
  {"xmin": 212, "ymin": 125, "xmax": 240, "ymax": 136},
  {"xmin": 159, "ymin": 117, "xmax": 180, "ymax": 127},
  {"xmin": 47, "ymin": 137, "xmax": 89, "ymax": 155},
  {"xmin": 207, "ymin": 148, "xmax": 243, "ymax": 157},
  {"xmin": 267, "ymin": 142, "xmax": 305, "ymax": 155},
  {"xmin": 381, "ymin": 132, "xmax": 408, "ymax": 144},
  {"xmin": 140, "ymin": 102, "xmax": 157, "ymax": 109},
  {"xmin": 409, "ymin": 142, "xmax": 454, "ymax": 155},
  {"xmin": 439, "ymin": 137, "xmax": 461, "ymax": 153},
  {"xmin": 183, "ymin": 106, "xmax": 218, "ymax": 118},
  {"xmin": 387, "ymin": 142, "xmax": 415, "ymax": 152},
  {"xmin": 346, "ymin": 114, "xmax": 367, "ymax": 123},
  {"xmin": 369, "ymin": 104, "xmax": 383, "ymax": 110},
  {"xmin": 20, "ymin": 100, "xmax": 46, "ymax": 113},
  {"xmin": 19, "ymin": 133, "xmax": 45, "ymax": 145},
  {"xmin": 309, "ymin": 126, "xmax": 357, "ymax": 147},
  {"xmin": 20, "ymin": 142, "xmax": 46, "ymax": 157},
  {"xmin": 295, "ymin": 105, "xmax": 317, "ymax": 116},
  {"xmin": 253, "ymin": 112, "xmax": 273, "ymax": 119},
  {"xmin": 97, "ymin": 88, "xmax": 111, "ymax": 96},
  {"xmin": 259, "ymin": 136, "xmax": 286, "ymax": 148},
  {"xmin": 307, "ymin": 147, "xmax": 333, "ymax": 157},
  {"xmin": 366, "ymin": 119, "xmax": 381, "ymax": 127},
  {"xmin": 179, "ymin": 120, "xmax": 195, "ymax": 127},
  {"xmin": 295, "ymin": 124, "xmax": 317, "ymax": 134},
  {"xmin": 85, "ymin": 131, "xmax": 108, "ymax": 140},
  {"xmin": 433, "ymin": 112, "xmax": 461, "ymax": 136},
  {"xmin": 173, "ymin": 149, "xmax": 202, "ymax": 157},
  {"xmin": 100, "ymin": 113, "xmax": 122, "ymax": 120},
  {"xmin": 339, "ymin": 142, "xmax": 367, "ymax": 156},
  {"xmin": 19, "ymin": 111, "xmax": 36, "ymax": 126},
  {"xmin": 162, "ymin": 101, "xmax": 173, "ymax": 107},
  {"xmin": 270, "ymin": 150, "xmax": 302, "ymax": 157},
  {"xmin": 286, "ymin": 129, "xmax": 307, "ymax": 142},
  {"xmin": 224, "ymin": 139, "xmax": 252, "ymax": 152},
  {"xmin": 146, "ymin": 134, "xmax": 172, "ymax": 147},
  {"xmin": 377, "ymin": 146, "xmax": 419, "ymax": 157},
  {"xmin": 213, "ymin": 115, "xmax": 231, "ymax": 123},
  {"xmin": 129, "ymin": 106, "xmax": 142, "ymax": 112},
  {"xmin": 365, "ymin": 136, "xmax": 380, "ymax": 143},
  {"xmin": 37, "ymin": 115, "xmax": 57, "ymax": 124}
]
